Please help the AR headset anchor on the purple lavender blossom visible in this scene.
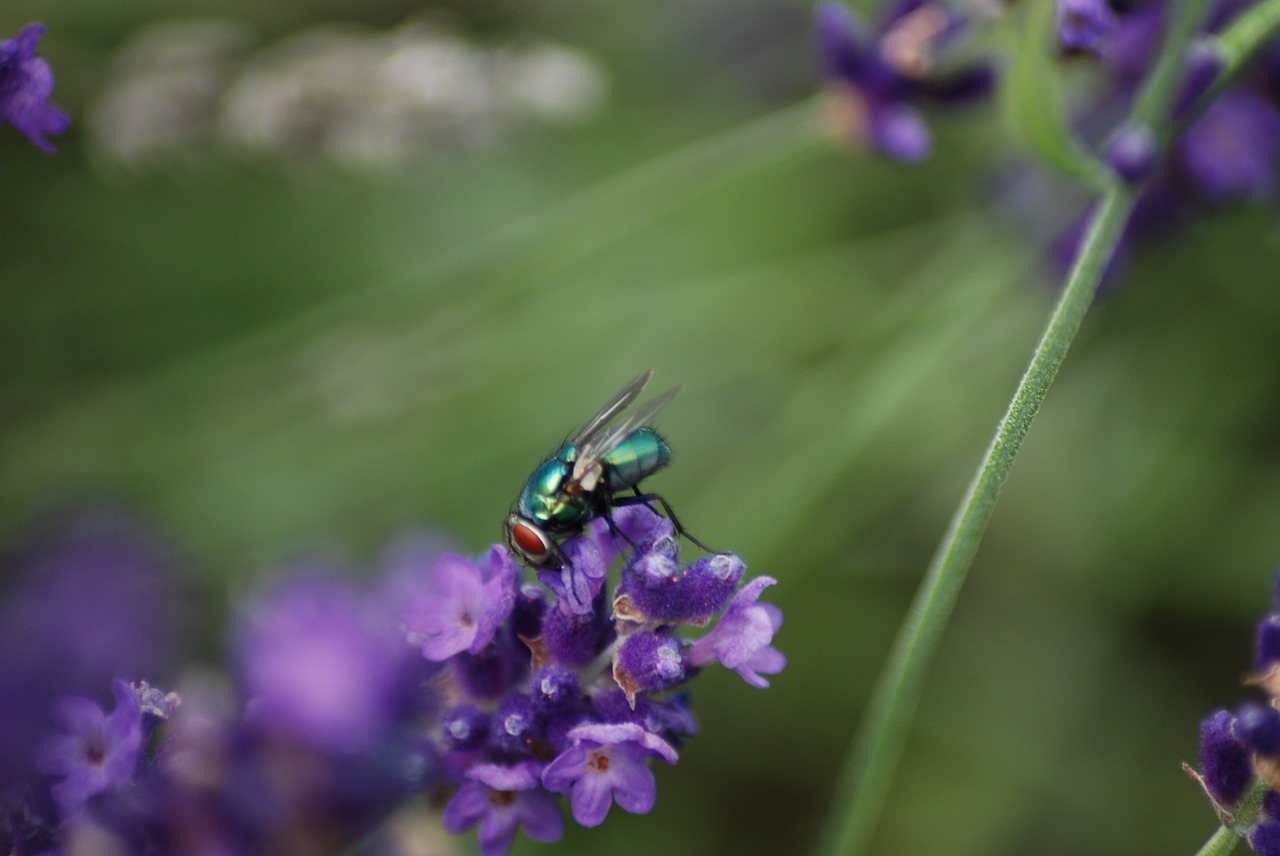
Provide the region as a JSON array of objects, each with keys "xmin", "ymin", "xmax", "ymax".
[
  {"xmin": 0, "ymin": 23, "xmax": 70, "ymax": 152},
  {"xmin": 1252, "ymin": 823, "xmax": 1280, "ymax": 856},
  {"xmin": 1239, "ymin": 702, "xmax": 1280, "ymax": 756},
  {"xmin": 1175, "ymin": 88, "xmax": 1280, "ymax": 200},
  {"xmin": 538, "ymin": 535, "xmax": 608, "ymax": 616},
  {"xmin": 1056, "ymin": 0, "xmax": 1119, "ymax": 51},
  {"xmin": 34, "ymin": 680, "xmax": 143, "ymax": 815},
  {"xmin": 0, "ymin": 509, "xmax": 189, "ymax": 810},
  {"xmin": 408, "ymin": 508, "xmax": 782, "ymax": 853},
  {"xmin": 444, "ymin": 762, "xmax": 564, "ymax": 856},
  {"xmin": 235, "ymin": 569, "xmax": 410, "ymax": 752},
  {"xmin": 613, "ymin": 630, "xmax": 689, "ymax": 707},
  {"xmin": 541, "ymin": 723, "xmax": 677, "ymax": 827},
  {"xmin": 542, "ymin": 589, "xmax": 615, "ymax": 668},
  {"xmin": 814, "ymin": 0, "xmax": 993, "ymax": 162},
  {"xmin": 614, "ymin": 539, "xmax": 744, "ymax": 626},
  {"xmin": 403, "ymin": 546, "xmax": 518, "ymax": 660},
  {"xmin": 688, "ymin": 576, "xmax": 786, "ymax": 687},
  {"xmin": 1198, "ymin": 709, "xmax": 1252, "ymax": 807},
  {"xmin": 1259, "ymin": 614, "xmax": 1280, "ymax": 672},
  {"xmin": 1105, "ymin": 125, "xmax": 1158, "ymax": 183}
]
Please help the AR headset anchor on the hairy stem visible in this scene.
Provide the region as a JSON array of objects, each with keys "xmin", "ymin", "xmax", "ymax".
[{"xmin": 815, "ymin": 0, "xmax": 1218, "ymax": 850}]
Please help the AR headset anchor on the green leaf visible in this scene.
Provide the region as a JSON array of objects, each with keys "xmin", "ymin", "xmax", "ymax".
[{"xmin": 1002, "ymin": 0, "xmax": 1111, "ymax": 188}]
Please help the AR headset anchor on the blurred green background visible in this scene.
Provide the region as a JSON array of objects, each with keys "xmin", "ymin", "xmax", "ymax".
[{"xmin": 6, "ymin": 1, "xmax": 1280, "ymax": 854}]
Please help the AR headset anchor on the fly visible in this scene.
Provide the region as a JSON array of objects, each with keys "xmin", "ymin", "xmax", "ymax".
[{"xmin": 504, "ymin": 370, "xmax": 710, "ymax": 568}]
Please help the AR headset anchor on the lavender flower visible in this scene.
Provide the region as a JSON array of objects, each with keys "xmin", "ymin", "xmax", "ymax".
[
  {"xmin": 234, "ymin": 568, "xmax": 414, "ymax": 752},
  {"xmin": 3, "ymin": 500, "xmax": 780, "ymax": 856},
  {"xmin": 34, "ymin": 680, "xmax": 143, "ymax": 815},
  {"xmin": 0, "ymin": 508, "xmax": 189, "ymax": 846},
  {"xmin": 1199, "ymin": 709, "xmax": 1252, "ymax": 807},
  {"xmin": 814, "ymin": 0, "xmax": 994, "ymax": 162},
  {"xmin": 1176, "ymin": 88, "xmax": 1280, "ymax": 200},
  {"xmin": 688, "ymin": 575, "xmax": 787, "ymax": 688},
  {"xmin": 444, "ymin": 762, "xmax": 564, "ymax": 856},
  {"xmin": 1104, "ymin": 125, "xmax": 1158, "ymax": 183},
  {"xmin": 1253, "ymin": 823, "xmax": 1280, "ymax": 856},
  {"xmin": 403, "ymin": 546, "xmax": 518, "ymax": 660},
  {"xmin": 0, "ymin": 23, "xmax": 70, "ymax": 152},
  {"xmin": 412, "ymin": 508, "xmax": 784, "ymax": 855},
  {"xmin": 1190, "ymin": 569, "xmax": 1280, "ymax": 847},
  {"xmin": 541, "ymin": 723, "xmax": 677, "ymax": 827},
  {"xmin": 1056, "ymin": 0, "xmax": 1119, "ymax": 51},
  {"xmin": 1045, "ymin": 0, "xmax": 1280, "ymax": 280}
]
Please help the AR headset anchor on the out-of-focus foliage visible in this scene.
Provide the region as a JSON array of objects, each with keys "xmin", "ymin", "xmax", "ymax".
[{"xmin": 4, "ymin": 0, "xmax": 1280, "ymax": 854}]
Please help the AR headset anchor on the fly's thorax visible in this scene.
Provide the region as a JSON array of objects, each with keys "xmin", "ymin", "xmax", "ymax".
[
  {"xmin": 517, "ymin": 452, "xmax": 594, "ymax": 534},
  {"xmin": 602, "ymin": 427, "xmax": 672, "ymax": 491}
]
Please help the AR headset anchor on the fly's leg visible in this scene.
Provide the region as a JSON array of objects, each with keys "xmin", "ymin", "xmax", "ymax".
[
  {"xmin": 612, "ymin": 490, "xmax": 720, "ymax": 554},
  {"xmin": 601, "ymin": 504, "xmax": 641, "ymax": 551}
]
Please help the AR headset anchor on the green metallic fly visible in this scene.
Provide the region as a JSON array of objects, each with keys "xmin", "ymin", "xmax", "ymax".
[{"xmin": 503, "ymin": 370, "xmax": 710, "ymax": 569}]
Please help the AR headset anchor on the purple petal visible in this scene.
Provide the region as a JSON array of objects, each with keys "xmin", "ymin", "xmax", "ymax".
[
  {"xmin": 561, "ymin": 537, "xmax": 606, "ymax": 616},
  {"xmin": 476, "ymin": 806, "xmax": 521, "ymax": 856},
  {"xmin": 541, "ymin": 744, "xmax": 588, "ymax": 793},
  {"xmin": 469, "ymin": 761, "xmax": 541, "ymax": 791},
  {"xmin": 514, "ymin": 790, "xmax": 564, "ymax": 842},
  {"xmin": 871, "ymin": 103, "xmax": 932, "ymax": 162},
  {"xmin": 13, "ymin": 23, "xmax": 46, "ymax": 58},
  {"xmin": 567, "ymin": 722, "xmax": 678, "ymax": 764},
  {"xmin": 736, "ymin": 645, "xmax": 788, "ymax": 689},
  {"xmin": 815, "ymin": 1, "xmax": 869, "ymax": 82},
  {"xmin": 569, "ymin": 772, "xmax": 615, "ymax": 827},
  {"xmin": 610, "ymin": 762, "xmax": 657, "ymax": 815},
  {"xmin": 443, "ymin": 780, "xmax": 491, "ymax": 834}
]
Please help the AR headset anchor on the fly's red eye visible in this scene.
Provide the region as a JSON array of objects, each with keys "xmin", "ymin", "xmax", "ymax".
[{"xmin": 511, "ymin": 521, "xmax": 550, "ymax": 560}]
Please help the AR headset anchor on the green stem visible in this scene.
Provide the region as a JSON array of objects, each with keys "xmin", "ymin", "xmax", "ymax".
[
  {"xmin": 815, "ymin": 0, "xmax": 1223, "ymax": 851},
  {"xmin": 1194, "ymin": 778, "xmax": 1271, "ymax": 856},
  {"xmin": 1216, "ymin": 0, "xmax": 1280, "ymax": 81},
  {"xmin": 1196, "ymin": 825, "xmax": 1244, "ymax": 856},
  {"xmin": 1165, "ymin": 0, "xmax": 1280, "ymax": 141},
  {"xmin": 814, "ymin": 181, "xmax": 1136, "ymax": 856}
]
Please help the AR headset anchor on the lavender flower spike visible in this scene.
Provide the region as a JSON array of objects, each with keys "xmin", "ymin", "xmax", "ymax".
[
  {"xmin": 403, "ymin": 546, "xmax": 517, "ymax": 660},
  {"xmin": 34, "ymin": 679, "xmax": 143, "ymax": 814},
  {"xmin": 542, "ymin": 722, "xmax": 678, "ymax": 827},
  {"xmin": 0, "ymin": 23, "xmax": 70, "ymax": 152},
  {"xmin": 444, "ymin": 761, "xmax": 563, "ymax": 856},
  {"xmin": 688, "ymin": 576, "xmax": 786, "ymax": 688}
]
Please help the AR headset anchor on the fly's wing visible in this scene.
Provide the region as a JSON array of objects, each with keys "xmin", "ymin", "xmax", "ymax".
[
  {"xmin": 571, "ymin": 369, "xmax": 653, "ymax": 447},
  {"xmin": 571, "ymin": 383, "xmax": 683, "ymax": 488}
]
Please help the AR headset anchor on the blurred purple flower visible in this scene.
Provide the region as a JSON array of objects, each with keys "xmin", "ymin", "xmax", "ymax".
[
  {"xmin": 1057, "ymin": 0, "xmax": 1119, "ymax": 51},
  {"xmin": 814, "ymin": 0, "xmax": 994, "ymax": 162},
  {"xmin": 234, "ymin": 568, "xmax": 408, "ymax": 752},
  {"xmin": 1175, "ymin": 88, "xmax": 1280, "ymax": 200},
  {"xmin": 34, "ymin": 680, "xmax": 143, "ymax": 815},
  {"xmin": 541, "ymin": 723, "xmax": 677, "ymax": 827},
  {"xmin": 1104, "ymin": 124, "xmax": 1158, "ymax": 182},
  {"xmin": 443, "ymin": 762, "xmax": 563, "ymax": 856},
  {"xmin": 402, "ymin": 547, "xmax": 518, "ymax": 660},
  {"xmin": 0, "ymin": 23, "xmax": 70, "ymax": 152},
  {"xmin": 0, "ymin": 508, "xmax": 189, "ymax": 791}
]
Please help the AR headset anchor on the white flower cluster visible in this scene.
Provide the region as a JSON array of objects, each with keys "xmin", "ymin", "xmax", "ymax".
[{"xmin": 88, "ymin": 17, "xmax": 609, "ymax": 170}]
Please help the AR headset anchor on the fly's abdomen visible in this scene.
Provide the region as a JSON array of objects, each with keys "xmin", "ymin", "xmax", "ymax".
[{"xmin": 603, "ymin": 427, "xmax": 671, "ymax": 491}]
